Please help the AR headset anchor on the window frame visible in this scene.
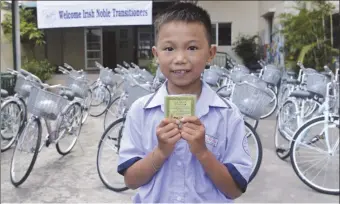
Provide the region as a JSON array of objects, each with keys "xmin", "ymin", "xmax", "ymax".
[{"xmin": 211, "ymin": 22, "xmax": 232, "ymax": 46}]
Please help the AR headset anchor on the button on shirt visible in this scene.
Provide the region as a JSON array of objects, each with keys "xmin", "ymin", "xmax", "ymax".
[{"xmin": 117, "ymin": 81, "xmax": 253, "ymax": 203}]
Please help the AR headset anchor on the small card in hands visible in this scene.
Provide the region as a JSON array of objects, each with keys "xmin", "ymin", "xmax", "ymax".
[{"xmin": 164, "ymin": 95, "xmax": 196, "ymax": 120}]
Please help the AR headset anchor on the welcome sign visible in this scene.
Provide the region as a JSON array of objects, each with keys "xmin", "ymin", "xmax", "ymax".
[{"xmin": 37, "ymin": 1, "xmax": 153, "ymax": 29}]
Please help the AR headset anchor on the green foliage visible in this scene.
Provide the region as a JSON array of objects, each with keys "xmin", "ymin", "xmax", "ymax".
[
  {"xmin": 21, "ymin": 58, "xmax": 56, "ymax": 82},
  {"xmin": 1, "ymin": 7, "xmax": 45, "ymax": 58},
  {"xmin": 147, "ymin": 58, "xmax": 158, "ymax": 76},
  {"xmin": 279, "ymin": 0, "xmax": 339, "ymax": 71},
  {"xmin": 232, "ymin": 34, "xmax": 261, "ymax": 68}
]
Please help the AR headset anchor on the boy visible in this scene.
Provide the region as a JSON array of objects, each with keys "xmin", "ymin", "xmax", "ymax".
[{"xmin": 117, "ymin": 2, "xmax": 252, "ymax": 203}]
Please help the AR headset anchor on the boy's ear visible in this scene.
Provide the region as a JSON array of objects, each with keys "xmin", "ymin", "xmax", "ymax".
[
  {"xmin": 152, "ymin": 46, "xmax": 158, "ymax": 59},
  {"xmin": 207, "ymin": 45, "xmax": 217, "ymax": 64}
]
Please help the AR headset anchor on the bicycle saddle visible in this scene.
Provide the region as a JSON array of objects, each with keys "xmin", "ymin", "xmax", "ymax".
[
  {"xmin": 289, "ymin": 90, "xmax": 312, "ymax": 98},
  {"xmin": 218, "ymin": 89, "xmax": 231, "ymax": 98},
  {"xmin": 59, "ymin": 89, "xmax": 75, "ymax": 101}
]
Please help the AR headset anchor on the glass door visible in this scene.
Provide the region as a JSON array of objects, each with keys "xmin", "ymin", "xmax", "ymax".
[{"xmin": 85, "ymin": 28, "xmax": 103, "ymax": 70}]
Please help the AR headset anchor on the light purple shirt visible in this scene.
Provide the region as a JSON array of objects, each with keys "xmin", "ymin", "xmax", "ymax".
[{"xmin": 118, "ymin": 81, "xmax": 252, "ymax": 203}]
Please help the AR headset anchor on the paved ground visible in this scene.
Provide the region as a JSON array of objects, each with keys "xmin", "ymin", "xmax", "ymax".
[{"xmin": 1, "ymin": 74, "xmax": 339, "ymax": 203}]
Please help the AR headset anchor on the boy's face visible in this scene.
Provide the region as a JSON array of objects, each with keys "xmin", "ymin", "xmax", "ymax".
[{"xmin": 152, "ymin": 21, "xmax": 216, "ymax": 90}]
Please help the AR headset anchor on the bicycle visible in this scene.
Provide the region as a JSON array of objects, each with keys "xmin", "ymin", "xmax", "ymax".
[
  {"xmin": 10, "ymin": 76, "xmax": 83, "ymax": 187},
  {"xmin": 1, "ymin": 69, "xmax": 41, "ymax": 152},
  {"xmin": 289, "ymin": 66, "xmax": 339, "ymax": 195},
  {"xmin": 274, "ymin": 64, "xmax": 333, "ymax": 160},
  {"xmin": 97, "ymin": 67, "xmax": 154, "ymax": 192}
]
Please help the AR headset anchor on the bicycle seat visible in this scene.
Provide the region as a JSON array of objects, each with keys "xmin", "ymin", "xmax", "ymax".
[
  {"xmin": 59, "ymin": 89, "xmax": 75, "ymax": 101},
  {"xmin": 1, "ymin": 89, "xmax": 8, "ymax": 98},
  {"xmin": 289, "ymin": 90, "xmax": 312, "ymax": 98}
]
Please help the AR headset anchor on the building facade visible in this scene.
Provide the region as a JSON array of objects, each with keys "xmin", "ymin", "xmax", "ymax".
[{"xmin": 1, "ymin": 1, "xmax": 339, "ymax": 71}]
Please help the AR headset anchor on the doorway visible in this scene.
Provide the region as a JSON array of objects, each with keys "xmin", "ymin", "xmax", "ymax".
[{"xmin": 103, "ymin": 31, "xmax": 116, "ymax": 69}]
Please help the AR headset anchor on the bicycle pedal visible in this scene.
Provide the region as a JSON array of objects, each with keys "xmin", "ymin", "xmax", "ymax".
[
  {"xmin": 276, "ymin": 148, "xmax": 288, "ymax": 154},
  {"xmin": 45, "ymin": 140, "xmax": 51, "ymax": 147}
]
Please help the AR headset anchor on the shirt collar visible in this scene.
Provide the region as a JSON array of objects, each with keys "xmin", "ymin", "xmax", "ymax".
[{"xmin": 144, "ymin": 80, "xmax": 229, "ymax": 118}]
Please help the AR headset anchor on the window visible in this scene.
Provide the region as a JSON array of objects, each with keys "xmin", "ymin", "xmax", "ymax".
[
  {"xmin": 211, "ymin": 23, "xmax": 232, "ymax": 46},
  {"xmin": 137, "ymin": 26, "xmax": 154, "ymax": 60},
  {"xmin": 211, "ymin": 24, "xmax": 217, "ymax": 45},
  {"xmin": 85, "ymin": 28, "xmax": 102, "ymax": 69},
  {"xmin": 218, "ymin": 23, "xmax": 232, "ymax": 46}
]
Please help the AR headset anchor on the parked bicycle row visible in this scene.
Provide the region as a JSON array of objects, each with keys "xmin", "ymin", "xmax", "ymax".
[{"xmin": 1, "ymin": 60, "xmax": 338, "ymax": 196}]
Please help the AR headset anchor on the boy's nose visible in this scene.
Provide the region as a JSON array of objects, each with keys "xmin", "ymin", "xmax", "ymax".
[{"xmin": 173, "ymin": 52, "xmax": 188, "ymax": 64}]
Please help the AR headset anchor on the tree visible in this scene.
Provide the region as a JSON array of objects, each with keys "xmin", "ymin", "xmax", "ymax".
[
  {"xmin": 279, "ymin": 0, "xmax": 339, "ymax": 71},
  {"xmin": 1, "ymin": 6, "xmax": 45, "ymax": 59}
]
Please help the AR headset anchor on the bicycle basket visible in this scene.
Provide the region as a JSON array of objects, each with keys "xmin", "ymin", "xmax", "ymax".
[
  {"xmin": 230, "ymin": 70, "xmax": 248, "ymax": 83},
  {"xmin": 67, "ymin": 75, "xmax": 89, "ymax": 99},
  {"xmin": 27, "ymin": 86, "xmax": 69, "ymax": 120},
  {"xmin": 262, "ymin": 66, "xmax": 282, "ymax": 86},
  {"xmin": 125, "ymin": 84, "xmax": 153, "ymax": 108},
  {"xmin": 306, "ymin": 73, "xmax": 331, "ymax": 97},
  {"xmin": 241, "ymin": 74, "xmax": 267, "ymax": 90},
  {"xmin": 99, "ymin": 68, "xmax": 116, "ymax": 86},
  {"xmin": 231, "ymin": 82, "xmax": 272, "ymax": 120},
  {"xmin": 1, "ymin": 73, "xmax": 16, "ymax": 95},
  {"xmin": 14, "ymin": 75, "xmax": 40, "ymax": 98},
  {"xmin": 203, "ymin": 69, "xmax": 220, "ymax": 86}
]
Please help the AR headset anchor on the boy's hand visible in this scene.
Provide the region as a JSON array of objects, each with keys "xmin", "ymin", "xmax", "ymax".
[
  {"xmin": 180, "ymin": 116, "xmax": 208, "ymax": 158},
  {"xmin": 156, "ymin": 118, "xmax": 181, "ymax": 159}
]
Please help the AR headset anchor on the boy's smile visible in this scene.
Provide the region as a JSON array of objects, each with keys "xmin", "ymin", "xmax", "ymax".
[{"xmin": 152, "ymin": 21, "xmax": 216, "ymax": 95}]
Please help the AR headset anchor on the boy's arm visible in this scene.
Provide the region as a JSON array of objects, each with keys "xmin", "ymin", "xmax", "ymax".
[
  {"xmin": 117, "ymin": 101, "xmax": 167, "ymax": 190},
  {"xmin": 197, "ymin": 117, "xmax": 252, "ymax": 199}
]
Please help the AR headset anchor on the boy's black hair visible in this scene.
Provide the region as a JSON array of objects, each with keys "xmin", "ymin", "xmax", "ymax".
[{"xmin": 154, "ymin": 2, "xmax": 213, "ymax": 45}]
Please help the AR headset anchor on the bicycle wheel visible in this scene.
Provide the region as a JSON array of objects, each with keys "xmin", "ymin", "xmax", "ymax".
[
  {"xmin": 90, "ymin": 85, "xmax": 111, "ymax": 117},
  {"xmin": 97, "ymin": 117, "xmax": 128, "ymax": 192},
  {"xmin": 10, "ymin": 116, "xmax": 42, "ymax": 187},
  {"xmin": 56, "ymin": 102, "xmax": 83, "ymax": 156},
  {"xmin": 81, "ymin": 88, "xmax": 92, "ymax": 124},
  {"xmin": 260, "ymin": 88, "xmax": 278, "ymax": 119},
  {"xmin": 244, "ymin": 121, "xmax": 263, "ymax": 183},
  {"xmin": 1, "ymin": 100, "xmax": 24, "ymax": 152},
  {"xmin": 290, "ymin": 115, "xmax": 339, "ymax": 195},
  {"xmin": 103, "ymin": 96, "xmax": 122, "ymax": 131},
  {"xmin": 274, "ymin": 99, "xmax": 298, "ymax": 160}
]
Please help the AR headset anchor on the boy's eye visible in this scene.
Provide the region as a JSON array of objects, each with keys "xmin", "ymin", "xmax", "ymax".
[
  {"xmin": 188, "ymin": 46, "xmax": 198, "ymax": 50},
  {"xmin": 164, "ymin": 47, "xmax": 174, "ymax": 51}
]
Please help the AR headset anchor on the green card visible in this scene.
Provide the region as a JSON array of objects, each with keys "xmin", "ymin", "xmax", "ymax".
[{"xmin": 164, "ymin": 95, "xmax": 196, "ymax": 119}]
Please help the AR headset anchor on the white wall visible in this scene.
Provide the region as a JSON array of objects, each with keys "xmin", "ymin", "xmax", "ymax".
[{"xmin": 198, "ymin": 1, "xmax": 260, "ymax": 64}]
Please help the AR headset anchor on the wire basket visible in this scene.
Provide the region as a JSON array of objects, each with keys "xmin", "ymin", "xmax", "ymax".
[
  {"xmin": 99, "ymin": 68, "xmax": 116, "ymax": 87},
  {"xmin": 26, "ymin": 86, "xmax": 69, "ymax": 121},
  {"xmin": 305, "ymin": 73, "xmax": 331, "ymax": 97},
  {"xmin": 14, "ymin": 75, "xmax": 40, "ymax": 98},
  {"xmin": 203, "ymin": 69, "xmax": 220, "ymax": 86},
  {"xmin": 1, "ymin": 73, "xmax": 16, "ymax": 96},
  {"xmin": 262, "ymin": 66, "xmax": 282, "ymax": 86},
  {"xmin": 66, "ymin": 75, "xmax": 89, "ymax": 99},
  {"xmin": 230, "ymin": 70, "xmax": 249, "ymax": 83},
  {"xmin": 125, "ymin": 83, "xmax": 153, "ymax": 108},
  {"xmin": 231, "ymin": 82, "xmax": 272, "ymax": 120},
  {"xmin": 241, "ymin": 74, "xmax": 268, "ymax": 90}
]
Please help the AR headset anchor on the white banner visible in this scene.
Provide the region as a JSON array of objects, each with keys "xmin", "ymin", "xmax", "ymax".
[{"xmin": 37, "ymin": 1, "xmax": 153, "ymax": 29}]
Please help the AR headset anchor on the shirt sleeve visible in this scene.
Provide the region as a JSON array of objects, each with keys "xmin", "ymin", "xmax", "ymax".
[
  {"xmin": 221, "ymin": 110, "xmax": 253, "ymax": 193},
  {"xmin": 117, "ymin": 100, "xmax": 146, "ymax": 176}
]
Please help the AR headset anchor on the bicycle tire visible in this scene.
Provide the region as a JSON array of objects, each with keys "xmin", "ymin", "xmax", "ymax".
[
  {"xmin": 90, "ymin": 85, "xmax": 111, "ymax": 117},
  {"xmin": 290, "ymin": 115, "xmax": 339, "ymax": 195},
  {"xmin": 1, "ymin": 100, "xmax": 24, "ymax": 152},
  {"xmin": 97, "ymin": 117, "xmax": 129, "ymax": 192},
  {"xmin": 81, "ymin": 88, "xmax": 92, "ymax": 124},
  {"xmin": 244, "ymin": 121, "xmax": 263, "ymax": 183},
  {"xmin": 10, "ymin": 117, "xmax": 42, "ymax": 187},
  {"xmin": 103, "ymin": 96, "xmax": 121, "ymax": 131},
  {"xmin": 260, "ymin": 88, "xmax": 278, "ymax": 119},
  {"xmin": 56, "ymin": 102, "xmax": 83, "ymax": 156}
]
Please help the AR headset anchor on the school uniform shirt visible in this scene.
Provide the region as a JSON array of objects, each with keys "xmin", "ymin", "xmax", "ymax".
[{"xmin": 117, "ymin": 80, "xmax": 253, "ymax": 203}]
